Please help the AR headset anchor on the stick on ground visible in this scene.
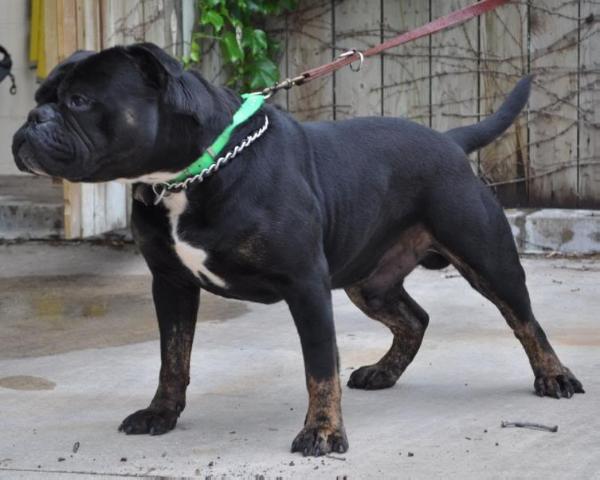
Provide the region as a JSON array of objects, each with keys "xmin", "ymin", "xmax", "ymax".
[{"xmin": 501, "ymin": 421, "xmax": 558, "ymax": 433}]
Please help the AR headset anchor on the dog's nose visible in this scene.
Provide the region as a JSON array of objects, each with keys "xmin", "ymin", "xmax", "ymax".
[{"xmin": 28, "ymin": 105, "xmax": 56, "ymax": 125}]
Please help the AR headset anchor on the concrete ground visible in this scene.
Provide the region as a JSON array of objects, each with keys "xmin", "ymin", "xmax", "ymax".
[{"xmin": 0, "ymin": 242, "xmax": 599, "ymax": 479}]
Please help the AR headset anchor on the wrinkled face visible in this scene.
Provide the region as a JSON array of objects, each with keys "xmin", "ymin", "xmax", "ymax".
[{"xmin": 12, "ymin": 44, "xmax": 200, "ymax": 183}]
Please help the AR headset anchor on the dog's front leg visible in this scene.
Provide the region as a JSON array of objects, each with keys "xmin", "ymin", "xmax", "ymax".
[
  {"xmin": 119, "ymin": 274, "xmax": 199, "ymax": 435},
  {"xmin": 285, "ymin": 276, "xmax": 348, "ymax": 456}
]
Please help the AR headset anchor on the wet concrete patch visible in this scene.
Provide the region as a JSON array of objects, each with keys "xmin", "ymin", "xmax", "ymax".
[
  {"xmin": 0, "ymin": 275, "xmax": 248, "ymax": 359},
  {"xmin": 0, "ymin": 375, "xmax": 55, "ymax": 391}
]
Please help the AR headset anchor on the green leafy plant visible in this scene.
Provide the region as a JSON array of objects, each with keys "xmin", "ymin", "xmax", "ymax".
[{"xmin": 185, "ymin": 0, "xmax": 297, "ymax": 92}]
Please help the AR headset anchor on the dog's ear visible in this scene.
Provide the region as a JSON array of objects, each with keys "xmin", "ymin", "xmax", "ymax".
[
  {"xmin": 124, "ymin": 43, "xmax": 200, "ymax": 124},
  {"xmin": 35, "ymin": 50, "xmax": 95, "ymax": 104},
  {"xmin": 124, "ymin": 42, "xmax": 183, "ymax": 88}
]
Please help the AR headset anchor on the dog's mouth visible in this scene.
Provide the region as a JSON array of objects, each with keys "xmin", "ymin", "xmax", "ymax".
[
  {"xmin": 15, "ymin": 142, "xmax": 49, "ymax": 177},
  {"xmin": 13, "ymin": 130, "xmax": 89, "ymax": 181}
]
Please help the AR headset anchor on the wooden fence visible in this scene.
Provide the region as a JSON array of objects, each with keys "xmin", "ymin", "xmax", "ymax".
[
  {"xmin": 44, "ymin": 1, "xmax": 600, "ymax": 210},
  {"xmin": 201, "ymin": 0, "xmax": 600, "ymax": 208}
]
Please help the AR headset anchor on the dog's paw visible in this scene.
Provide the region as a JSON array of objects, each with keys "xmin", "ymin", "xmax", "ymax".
[
  {"xmin": 347, "ymin": 364, "xmax": 398, "ymax": 390},
  {"xmin": 118, "ymin": 408, "xmax": 179, "ymax": 435},
  {"xmin": 534, "ymin": 369, "xmax": 585, "ymax": 399},
  {"xmin": 291, "ymin": 424, "xmax": 348, "ymax": 457}
]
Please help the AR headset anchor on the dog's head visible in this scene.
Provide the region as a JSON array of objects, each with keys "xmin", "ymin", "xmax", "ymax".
[{"xmin": 12, "ymin": 43, "xmax": 217, "ymax": 183}]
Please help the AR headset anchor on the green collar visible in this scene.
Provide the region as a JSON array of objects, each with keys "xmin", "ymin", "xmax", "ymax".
[{"xmin": 166, "ymin": 93, "xmax": 266, "ymax": 187}]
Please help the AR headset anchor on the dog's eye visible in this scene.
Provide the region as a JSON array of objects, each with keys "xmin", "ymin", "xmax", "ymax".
[{"xmin": 68, "ymin": 94, "xmax": 90, "ymax": 110}]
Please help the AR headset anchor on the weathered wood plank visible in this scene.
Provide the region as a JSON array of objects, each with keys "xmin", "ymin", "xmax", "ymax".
[
  {"xmin": 430, "ymin": 0, "xmax": 479, "ymax": 132},
  {"xmin": 287, "ymin": 0, "xmax": 334, "ymax": 121},
  {"xmin": 143, "ymin": 0, "xmax": 167, "ymax": 48},
  {"xmin": 431, "ymin": 0, "xmax": 479, "ymax": 171},
  {"xmin": 62, "ymin": 181, "xmax": 80, "ymax": 239},
  {"xmin": 105, "ymin": 181, "xmax": 128, "ymax": 230},
  {"xmin": 61, "ymin": 0, "xmax": 79, "ymax": 57},
  {"xmin": 265, "ymin": 14, "xmax": 289, "ymax": 110},
  {"xmin": 100, "ymin": 0, "xmax": 122, "ymax": 47},
  {"xmin": 92, "ymin": 182, "xmax": 107, "ymax": 235},
  {"xmin": 43, "ymin": 0, "xmax": 60, "ymax": 70},
  {"xmin": 78, "ymin": 173, "xmax": 96, "ymax": 237},
  {"xmin": 56, "ymin": 0, "xmax": 65, "ymax": 57},
  {"xmin": 198, "ymin": 37, "xmax": 223, "ymax": 85},
  {"xmin": 578, "ymin": 4, "xmax": 600, "ymax": 208},
  {"xmin": 142, "ymin": 0, "xmax": 180, "ymax": 55},
  {"xmin": 479, "ymin": 0, "xmax": 528, "ymax": 205},
  {"xmin": 81, "ymin": 0, "xmax": 102, "ymax": 50},
  {"xmin": 382, "ymin": 0, "xmax": 430, "ymax": 124},
  {"xmin": 171, "ymin": 0, "xmax": 185, "ymax": 57},
  {"xmin": 528, "ymin": 0, "xmax": 579, "ymax": 207},
  {"xmin": 75, "ymin": 0, "xmax": 85, "ymax": 47},
  {"xmin": 196, "ymin": 4, "xmax": 223, "ymax": 87},
  {"xmin": 334, "ymin": 0, "xmax": 381, "ymax": 119},
  {"xmin": 162, "ymin": 0, "xmax": 180, "ymax": 55},
  {"xmin": 181, "ymin": 0, "xmax": 195, "ymax": 58},
  {"xmin": 113, "ymin": 0, "xmax": 145, "ymax": 45}
]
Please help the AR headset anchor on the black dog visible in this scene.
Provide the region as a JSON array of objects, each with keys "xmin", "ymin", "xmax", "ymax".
[{"xmin": 13, "ymin": 43, "xmax": 584, "ymax": 456}]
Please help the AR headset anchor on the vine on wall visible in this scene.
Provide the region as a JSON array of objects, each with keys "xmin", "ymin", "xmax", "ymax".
[{"xmin": 185, "ymin": 0, "xmax": 297, "ymax": 91}]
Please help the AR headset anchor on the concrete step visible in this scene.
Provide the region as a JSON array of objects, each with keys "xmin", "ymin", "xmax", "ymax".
[
  {"xmin": 506, "ymin": 209, "xmax": 600, "ymax": 254},
  {"xmin": 0, "ymin": 175, "xmax": 64, "ymax": 239}
]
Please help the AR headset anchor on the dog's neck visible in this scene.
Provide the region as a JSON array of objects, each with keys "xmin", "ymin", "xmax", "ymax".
[
  {"xmin": 188, "ymin": 72, "xmax": 243, "ymax": 147},
  {"xmin": 125, "ymin": 73, "xmax": 245, "ymax": 186},
  {"xmin": 130, "ymin": 75, "xmax": 266, "ymax": 206},
  {"xmin": 167, "ymin": 72, "xmax": 241, "ymax": 162}
]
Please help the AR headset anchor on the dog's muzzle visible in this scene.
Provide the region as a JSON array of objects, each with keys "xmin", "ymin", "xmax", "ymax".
[
  {"xmin": 14, "ymin": 141, "xmax": 42, "ymax": 174},
  {"xmin": 12, "ymin": 105, "xmax": 70, "ymax": 176}
]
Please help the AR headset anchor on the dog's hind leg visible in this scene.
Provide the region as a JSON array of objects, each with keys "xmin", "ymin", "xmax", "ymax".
[
  {"xmin": 428, "ymin": 179, "xmax": 584, "ymax": 398},
  {"xmin": 346, "ymin": 284, "xmax": 429, "ymax": 390},
  {"xmin": 346, "ymin": 225, "xmax": 432, "ymax": 390}
]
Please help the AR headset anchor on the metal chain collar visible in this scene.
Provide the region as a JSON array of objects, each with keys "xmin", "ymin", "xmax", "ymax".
[{"xmin": 152, "ymin": 114, "xmax": 269, "ymax": 205}]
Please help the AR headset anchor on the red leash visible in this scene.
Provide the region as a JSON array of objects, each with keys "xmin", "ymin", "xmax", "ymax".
[{"xmin": 259, "ymin": 0, "xmax": 510, "ymax": 96}]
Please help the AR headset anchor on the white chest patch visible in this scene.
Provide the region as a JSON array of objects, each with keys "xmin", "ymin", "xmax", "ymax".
[
  {"xmin": 162, "ymin": 192, "xmax": 227, "ymax": 288},
  {"xmin": 116, "ymin": 171, "xmax": 183, "ymax": 184}
]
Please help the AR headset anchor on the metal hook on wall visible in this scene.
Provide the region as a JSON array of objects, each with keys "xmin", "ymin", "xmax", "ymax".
[{"xmin": 0, "ymin": 45, "xmax": 17, "ymax": 95}]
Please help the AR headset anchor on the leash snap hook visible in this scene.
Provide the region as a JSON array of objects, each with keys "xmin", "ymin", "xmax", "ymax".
[
  {"xmin": 248, "ymin": 88, "xmax": 273, "ymax": 99},
  {"xmin": 339, "ymin": 49, "xmax": 364, "ymax": 72}
]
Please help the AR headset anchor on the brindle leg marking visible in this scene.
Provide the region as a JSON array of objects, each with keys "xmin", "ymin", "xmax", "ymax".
[
  {"xmin": 437, "ymin": 245, "xmax": 584, "ymax": 399},
  {"xmin": 284, "ymin": 270, "xmax": 348, "ymax": 456},
  {"xmin": 346, "ymin": 284, "xmax": 429, "ymax": 390},
  {"xmin": 291, "ymin": 375, "xmax": 348, "ymax": 456},
  {"xmin": 119, "ymin": 275, "xmax": 199, "ymax": 435},
  {"xmin": 425, "ymin": 180, "xmax": 583, "ymax": 398},
  {"xmin": 346, "ymin": 225, "xmax": 432, "ymax": 390}
]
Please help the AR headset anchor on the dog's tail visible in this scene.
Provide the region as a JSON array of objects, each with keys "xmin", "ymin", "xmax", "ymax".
[{"xmin": 445, "ymin": 75, "xmax": 532, "ymax": 155}]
